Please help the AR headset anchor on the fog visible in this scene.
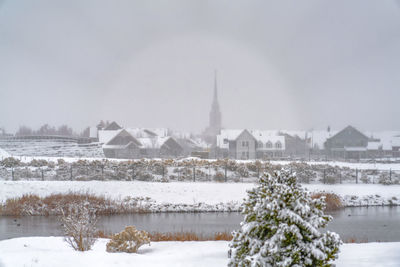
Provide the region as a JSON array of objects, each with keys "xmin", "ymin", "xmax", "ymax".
[{"xmin": 1, "ymin": 0, "xmax": 400, "ymax": 133}]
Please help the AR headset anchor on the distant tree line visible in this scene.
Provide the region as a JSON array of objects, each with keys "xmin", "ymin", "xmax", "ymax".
[{"xmin": 16, "ymin": 124, "xmax": 90, "ymax": 137}]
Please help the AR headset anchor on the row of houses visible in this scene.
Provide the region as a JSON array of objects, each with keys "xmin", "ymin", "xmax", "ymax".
[
  {"xmin": 215, "ymin": 126, "xmax": 400, "ymax": 160},
  {"xmin": 97, "ymin": 122, "xmax": 400, "ymax": 160},
  {"xmin": 324, "ymin": 125, "xmax": 400, "ymax": 159},
  {"xmin": 98, "ymin": 122, "xmax": 207, "ymax": 159},
  {"xmin": 215, "ymin": 129, "xmax": 309, "ymax": 160}
]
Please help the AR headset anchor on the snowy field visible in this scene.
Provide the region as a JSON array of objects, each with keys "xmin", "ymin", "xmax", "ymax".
[
  {"xmin": 1, "ymin": 181, "xmax": 400, "ymax": 207},
  {"xmin": 0, "ymin": 237, "xmax": 399, "ymax": 267}
]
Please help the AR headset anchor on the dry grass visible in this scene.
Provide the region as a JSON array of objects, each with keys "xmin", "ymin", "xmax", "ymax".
[
  {"xmin": 148, "ymin": 231, "xmax": 233, "ymax": 241},
  {"xmin": 0, "ymin": 192, "xmax": 123, "ymax": 216},
  {"xmin": 344, "ymin": 237, "xmax": 369, "ymax": 243},
  {"xmin": 1, "ymin": 194, "xmax": 41, "ymax": 216},
  {"xmin": 95, "ymin": 230, "xmax": 233, "ymax": 241},
  {"xmin": 311, "ymin": 192, "xmax": 343, "ymax": 211}
]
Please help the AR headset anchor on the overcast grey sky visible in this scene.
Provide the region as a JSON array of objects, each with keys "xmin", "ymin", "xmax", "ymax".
[{"xmin": 1, "ymin": 0, "xmax": 400, "ymax": 133}]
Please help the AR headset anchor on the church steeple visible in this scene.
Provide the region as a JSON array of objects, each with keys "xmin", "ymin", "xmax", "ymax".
[
  {"xmin": 209, "ymin": 70, "xmax": 222, "ymax": 135},
  {"xmin": 213, "ymin": 70, "xmax": 218, "ymax": 103}
]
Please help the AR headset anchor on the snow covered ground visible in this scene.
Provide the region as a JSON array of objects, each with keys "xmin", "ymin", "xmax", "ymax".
[
  {"xmin": 0, "ymin": 237, "xmax": 399, "ymax": 267},
  {"xmin": 0, "ymin": 148, "xmax": 9, "ymax": 159},
  {"xmin": 1, "ymin": 181, "xmax": 400, "ymax": 208}
]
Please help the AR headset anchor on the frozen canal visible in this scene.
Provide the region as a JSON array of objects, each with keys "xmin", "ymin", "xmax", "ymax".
[{"xmin": 1, "ymin": 206, "xmax": 399, "ymax": 242}]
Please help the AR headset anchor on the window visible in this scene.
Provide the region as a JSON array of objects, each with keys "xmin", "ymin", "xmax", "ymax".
[
  {"xmin": 266, "ymin": 141, "xmax": 272, "ymax": 148},
  {"xmin": 276, "ymin": 141, "xmax": 282, "ymax": 149},
  {"xmin": 258, "ymin": 141, "xmax": 263, "ymax": 148},
  {"xmin": 242, "ymin": 141, "xmax": 249, "ymax": 147}
]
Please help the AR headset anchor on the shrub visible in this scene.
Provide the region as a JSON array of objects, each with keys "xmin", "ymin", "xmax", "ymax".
[
  {"xmin": 60, "ymin": 202, "xmax": 98, "ymax": 251},
  {"xmin": 229, "ymin": 171, "xmax": 341, "ymax": 267},
  {"xmin": 106, "ymin": 226, "xmax": 150, "ymax": 253},
  {"xmin": 311, "ymin": 192, "xmax": 343, "ymax": 211},
  {"xmin": 214, "ymin": 171, "xmax": 225, "ymax": 182}
]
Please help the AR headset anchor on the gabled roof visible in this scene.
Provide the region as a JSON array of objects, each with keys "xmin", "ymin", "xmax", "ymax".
[
  {"xmin": 250, "ymin": 130, "xmax": 285, "ymax": 144},
  {"xmin": 98, "ymin": 129, "xmax": 122, "ymax": 144},
  {"xmin": 104, "ymin": 121, "xmax": 122, "ymax": 131},
  {"xmin": 216, "ymin": 129, "xmax": 258, "ymax": 149},
  {"xmin": 137, "ymin": 137, "xmax": 164, "ymax": 149},
  {"xmin": 327, "ymin": 125, "xmax": 368, "ymax": 141},
  {"xmin": 137, "ymin": 136, "xmax": 179, "ymax": 149},
  {"xmin": 105, "ymin": 129, "xmax": 141, "ymax": 147}
]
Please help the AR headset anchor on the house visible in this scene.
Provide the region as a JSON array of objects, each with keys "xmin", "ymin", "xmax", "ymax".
[
  {"xmin": 137, "ymin": 136, "xmax": 183, "ymax": 158},
  {"xmin": 176, "ymin": 137, "xmax": 209, "ymax": 157},
  {"xmin": 324, "ymin": 125, "xmax": 369, "ymax": 159},
  {"xmin": 103, "ymin": 129, "xmax": 141, "ymax": 158},
  {"xmin": 101, "ymin": 126, "xmax": 184, "ymax": 159},
  {"xmin": 250, "ymin": 130, "xmax": 285, "ymax": 159},
  {"xmin": 216, "ymin": 129, "xmax": 257, "ymax": 159}
]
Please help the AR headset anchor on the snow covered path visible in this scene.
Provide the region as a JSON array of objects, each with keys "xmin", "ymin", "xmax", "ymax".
[
  {"xmin": 0, "ymin": 237, "xmax": 399, "ymax": 267},
  {"xmin": 1, "ymin": 181, "xmax": 400, "ymax": 207}
]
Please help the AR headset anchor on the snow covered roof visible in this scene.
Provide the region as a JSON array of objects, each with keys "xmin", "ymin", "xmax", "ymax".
[
  {"xmin": 366, "ymin": 131, "xmax": 400, "ymax": 150},
  {"xmin": 98, "ymin": 129, "xmax": 121, "ymax": 144},
  {"xmin": 250, "ymin": 130, "xmax": 285, "ymax": 150},
  {"xmin": 367, "ymin": 141, "xmax": 382, "ymax": 150},
  {"xmin": 219, "ymin": 129, "xmax": 244, "ymax": 140},
  {"xmin": 310, "ymin": 130, "xmax": 337, "ymax": 149},
  {"xmin": 125, "ymin": 128, "xmax": 170, "ymax": 139},
  {"xmin": 137, "ymin": 137, "xmax": 170, "ymax": 149},
  {"xmin": 216, "ymin": 129, "xmax": 245, "ymax": 149}
]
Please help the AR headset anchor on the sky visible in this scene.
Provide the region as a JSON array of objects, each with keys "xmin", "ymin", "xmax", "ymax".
[{"xmin": 1, "ymin": 0, "xmax": 400, "ymax": 133}]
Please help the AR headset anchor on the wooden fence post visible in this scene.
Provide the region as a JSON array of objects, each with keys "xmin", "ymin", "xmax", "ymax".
[
  {"xmin": 225, "ymin": 163, "xmax": 228, "ymax": 182},
  {"xmin": 355, "ymin": 168, "xmax": 358, "ymax": 184}
]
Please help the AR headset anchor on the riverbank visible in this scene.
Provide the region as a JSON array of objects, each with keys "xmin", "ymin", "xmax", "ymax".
[
  {"xmin": 0, "ymin": 237, "xmax": 399, "ymax": 267},
  {"xmin": 1, "ymin": 181, "xmax": 400, "ymax": 213}
]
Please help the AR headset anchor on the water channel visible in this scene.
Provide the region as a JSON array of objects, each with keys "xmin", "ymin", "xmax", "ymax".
[{"xmin": 1, "ymin": 206, "xmax": 399, "ymax": 242}]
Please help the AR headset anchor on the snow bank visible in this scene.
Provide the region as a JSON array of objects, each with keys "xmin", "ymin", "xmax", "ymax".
[
  {"xmin": 0, "ymin": 237, "xmax": 228, "ymax": 267},
  {"xmin": 1, "ymin": 181, "xmax": 400, "ymax": 210},
  {"xmin": 0, "ymin": 148, "xmax": 10, "ymax": 159},
  {"xmin": 0, "ymin": 237, "xmax": 399, "ymax": 267}
]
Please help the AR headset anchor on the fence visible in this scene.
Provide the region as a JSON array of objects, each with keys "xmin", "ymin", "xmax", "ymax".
[{"xmin": 0, "ymin": 158, "xmax": 399, "ymax": 185}]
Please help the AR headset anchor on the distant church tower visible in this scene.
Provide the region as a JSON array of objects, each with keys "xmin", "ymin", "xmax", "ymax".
[{"xmin": 204, "ymin": 71, "xmax": 222, "ymax": 144}]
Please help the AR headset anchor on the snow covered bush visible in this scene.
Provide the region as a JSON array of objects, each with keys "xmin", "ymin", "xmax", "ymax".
[
  {"xmin": 378, "ymin": 172, "xmax": 397, "ymax": 185},
  {"xmin": 106, "ymin": 226, "xmax": 150, "ymax": 253},
  {"xmin": 60, "ymin": 202, "xmax": 98, "ymax": 251},
  {"xmin": 229, "ymin": 171, "xmax": 341, "ymax": 267}
]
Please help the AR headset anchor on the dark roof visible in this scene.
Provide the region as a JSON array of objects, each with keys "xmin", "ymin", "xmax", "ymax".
[
  {"xmin": 104, "ymin": 121, "xmax": 122, "ymax": 131},
  {"xmin": 328, "ymin": 125, "xmax": 368, "ymax": 141},
  {"xmin": 106, "ymin": 129, "xmax": 141, "ymax": 146}
]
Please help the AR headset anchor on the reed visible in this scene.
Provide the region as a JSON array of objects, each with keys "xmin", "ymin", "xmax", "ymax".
[{"xmin": 311, "ymin": 192, "xmax": 343, "ymax": 211}]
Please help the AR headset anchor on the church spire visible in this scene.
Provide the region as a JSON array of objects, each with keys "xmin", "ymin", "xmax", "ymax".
[
  {"xmin": 213, "ymin": 70, "xmax": 218, "ymax": 102},
  {"xmin": 208, "ymin": 70, "xmax": 222, "ymax": 136}
]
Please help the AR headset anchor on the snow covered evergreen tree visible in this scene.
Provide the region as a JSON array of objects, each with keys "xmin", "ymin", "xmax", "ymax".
[{"xmin": 229, "ymin": 171, "xmax": 341, "ymax": 267}]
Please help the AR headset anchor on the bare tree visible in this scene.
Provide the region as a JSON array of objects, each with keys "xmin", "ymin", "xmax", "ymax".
[
  {"xmin": 16, "ymin": 125, "xmax": 33, "ymax": 136},
  {"xmin": 60, "ymin": 202, "xmax": 98, "ymax": 251},
  {"xmin": 57, "ymin": 124, "xmax": 73, "ymax": 136}
]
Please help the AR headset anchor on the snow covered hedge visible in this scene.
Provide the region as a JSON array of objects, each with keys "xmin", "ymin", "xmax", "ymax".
[
  {"xmin": 1, "ymin": 157, "xmax": 400, "ymax": 184},
  {"xmin": 229, "ymin": 172, "xmax": 342, "ymax": 266}
]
